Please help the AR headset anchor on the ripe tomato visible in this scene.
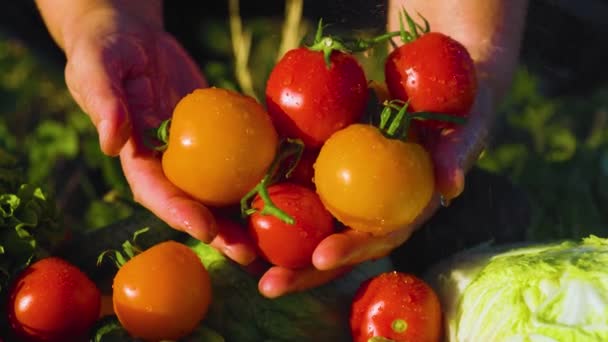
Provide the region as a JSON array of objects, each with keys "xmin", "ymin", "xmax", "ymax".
[
  {"xmin": 249, "ymin": 183, "xmax": 335, "ymax": 269},
  {"xmin": 314, "ymin": 124, "xmax": 434, "ymax": 235},
  {"xmin": 7, "ymin": 257, "xmax": 101, "ymax": 342},
  {"xmin": 162, "ymin": 87, "xmax": 279, "ymax": 207},
  {"xmin": 286, "ymin": 148, "xmax": 319, "ymax": 189},
  {"xmin": 385, "ymin": 32, "xmax": 477, "ymax": 129},
  {"xmin": 265, "ymin": 47, "xmax": 368, "ymax": 148},
  {"xmin": 350, "ymin": 271, "xmax": 442, "ymax": 342},
  {"xmin": 112, "ymin": 241, "xmax": 212, "ymax": 341}
]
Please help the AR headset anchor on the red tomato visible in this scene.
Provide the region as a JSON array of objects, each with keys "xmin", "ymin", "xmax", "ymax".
[
  {"xmin": 266, "ymin": 48, "xmax": 368, "ymax": 148},
  {"xmin": 248, "ymin": 183, "xmax": 335, "ymax": 268},
  {"xmin": 7, "ymin": 257, "xmax": 101, "ymax": 342},
  {"xmin": 385, "ymin": 32, "xmax": 477, "ymax": 129},
  {"xmin": 286, "ymin": 148, "xmax": 319, "ymax": 189},
  {"xmin": 350, "ymin": 271, "xmax": 442, "ymax": 342}
]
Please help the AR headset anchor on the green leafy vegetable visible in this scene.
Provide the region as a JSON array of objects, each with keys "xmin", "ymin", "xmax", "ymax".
[
  {"xmin": 426, "ymin": 235, "xmax": 608, "ymax": 341},
  {"xmin": 0, "ymin": 149, "xmax": 65, "ymax": 293}
]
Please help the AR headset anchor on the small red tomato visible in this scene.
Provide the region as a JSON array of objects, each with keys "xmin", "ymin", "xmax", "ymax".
[
  {"xmin": 385, "ymin": 32, "xmax": 477, "ymax": 129},
  {"xmin": 249, "ymin": 183, "xmax": 335, "ymax": 268},
  {"xmin": 266, "ymin": 48, "xmax": 368, "ymax": 148},
  {"xmin": 350, "ymin": 271, "xmax": 442, "ymax": 342},
  {"xmin": 7, "ymin": 257, "xmax": 101, "ymax": 342},
  {"xmin": 286, "ymin": 148, "xmax": 319, "ymax": 189}
]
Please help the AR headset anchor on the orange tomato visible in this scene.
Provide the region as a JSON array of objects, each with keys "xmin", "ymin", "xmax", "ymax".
[
  {"xmin": 112, "ymin": 241, "xmax": 212, "ymax": 341},
  {"xmin": 314, "ymin": 124, "xmax": 434, "ymax": 235},
  {"xmin": 162, "ymin": 87, "xmax": 279, "ymax": 207}
]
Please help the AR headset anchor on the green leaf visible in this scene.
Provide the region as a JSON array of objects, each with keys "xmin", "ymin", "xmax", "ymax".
[
  {"xmin": 0, "ymin": 194, "xmax": 19, "ymax": 218},
  {"xmin": 90, "ymin": 316, "xmax": 135, "ymax": 342}
]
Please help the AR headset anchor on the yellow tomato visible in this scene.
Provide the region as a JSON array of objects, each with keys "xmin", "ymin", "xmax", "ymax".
[
  {"xmin": 314, "ymin": 124, "xmax": 434, "ymax": 235},
  {"xmin": 112, "ymin": 241, "xmax": 212, "ymax": 341},
  {"xmin": 162, "ymin": 87, "xmax": 279, "ymax": 207}
]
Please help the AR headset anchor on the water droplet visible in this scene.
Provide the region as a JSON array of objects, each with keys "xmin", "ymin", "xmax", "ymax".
[{"xmin": 440, "ymin": 195, "xmax": 451, "ymax": 207}]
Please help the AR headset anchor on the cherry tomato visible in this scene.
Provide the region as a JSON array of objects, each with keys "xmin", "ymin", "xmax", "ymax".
[
  {"xmin": 265, "ymin": 48, "xmax": 368, "ymax": 148},
  {"xmin": 314, "ymin": 124, "xmax": 434, "ymax": 235},
  {"xmin": 249, "ymin": 183, "xmax": 335, "ymax": 269},
  {"xmin": 162, "ymin": 87, "xmax": 279, "ymax": 207},
  {"xmin": 7, "ymin": 257, "xmax": 101, "ymax": 342},
  {"xmin": 385, "ymin": 32, "xmax": 477, "ymax": 129},
  {"xmin": 286, "ymin": 148, "xmax": 319, "ymax": 189},
  {"xmin": 350, "ymin": 271, "xmax": 442, "ymax": 342},
  {"xmin": 112, "ymin": 241, "xmax": 212, "ymax": 341}
]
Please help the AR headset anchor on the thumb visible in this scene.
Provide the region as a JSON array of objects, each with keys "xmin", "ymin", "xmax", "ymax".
[{"xmin": 65, "ymin": 44, "xmax": 131, "ymax": 156}]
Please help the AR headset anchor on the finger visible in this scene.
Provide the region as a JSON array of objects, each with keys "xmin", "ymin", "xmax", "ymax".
[
  {"xmin": 65, "ymin": 42, "xmax": 131, "ymax": 156},
  {"xmin": 425, "ymin": 85, "xmax": 494, "ymax": 201},
  {"xmin": 210, "ymin": 217, "xmax": 257, "ymax": 266},
  {"xmin": 258, "ymin": 265, "xmax": 352, "ymax": 299},
  {"xmin": 313, "ymin": 194, "xmax": 441, "ymax": 270},
  {"xmin": 120, "ymin": 139, "xmax": 218, "ymax": 243}
]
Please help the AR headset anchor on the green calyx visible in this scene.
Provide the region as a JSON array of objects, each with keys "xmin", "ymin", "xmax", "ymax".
[
  {"xmin": 97, "ymin": 227, "xmax": 149, "ymax": 268},
  {"xmin": 307, "ymin": 19, "xmax": 401, "ymax": 68},
  {"xmin": 240, "ymin": 138, "xmax": 305, "ymax": 225},
  {"xmin": 378, "ymin": 99, "xmax": 467, "ymax": 140},
  {"xmin": 306, "ymin": 9, "xmax": 430, "ymax": 68},
  {"xmin": 396, "ymin": 7, "xmax": 430, "ymax": 43},
  {"xmin": 144, "ymin": 119, "xmax": 171, "ymax": 152}
]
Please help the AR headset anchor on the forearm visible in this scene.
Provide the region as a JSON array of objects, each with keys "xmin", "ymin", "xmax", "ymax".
[
  {"xmin": 35, "ymin": 0, "xmax": 163, "ymax": 50},
  {"xmin": 388, "ymin": 0, "xmax": 528, "ymax": 102}
]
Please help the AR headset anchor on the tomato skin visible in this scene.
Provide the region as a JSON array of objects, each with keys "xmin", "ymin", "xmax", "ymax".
[
  {"xmin": 350, "ymin": 271, "xmax": 442, "ymax": 342},
  {"xmin": 266, "ymin": 47, "xmax": 368, "ymax": 148},
  {"xmin": 162, "ymin": 87, "xmax": 279, "ymax": 207},
  {"xmin": 385, "ymin": 32, "xmax": 477, "ymax": 128},
  {"xmin": 249, "ymin": 183, "xmax": 335, "ymax": 268},
  {"xmin": 314, "ymin": 124, "xmax": 434, "ymax": 235},
  {"xmin": 112, "ymin": 241, "xmax": 212, "ymax": 341},
  {"xmin": 287, "ymin": 148, "xmax": 319, "ymax": 189},
  {"xmin": 7, "ymin": 257, "xmax": 101, "ymax": 342}
]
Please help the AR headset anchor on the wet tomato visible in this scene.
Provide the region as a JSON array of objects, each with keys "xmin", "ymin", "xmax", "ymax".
[
  {"xmin": 249, "ymin": 183, "xmax": 335, "ymax": 269},
  {"xmin": 7, "ymin": 257, "xmax": 101, "ymax": 342},
  {"xmin": 314, "ymin": 124, "xmax": 434, "ymax": 235},
  {"xmin": 162, "ymin": 87, "xmax": 279, "ymax": 207},
  {"xmin": 265, "ymin": 48, "xmax": 368, "ymax": 148},
  {"xmin": 350, "ymin": 271, "xmax": 442, "ymax": 342},
  {"xmin": 385, "ymin": 32, "xmax": 477, "ymax": 129},
  {"xmin": 112, "ymin": 241, "xmax": 212, "ymax": 341},
  {"xmin": 286, "ymin": 148, "xmax": 319, "ymax": 189}
]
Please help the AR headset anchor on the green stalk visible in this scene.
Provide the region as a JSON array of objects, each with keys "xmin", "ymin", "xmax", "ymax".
[{"xmin": 240, "ymin": 139, "xmax": 304, "ymax": 224}]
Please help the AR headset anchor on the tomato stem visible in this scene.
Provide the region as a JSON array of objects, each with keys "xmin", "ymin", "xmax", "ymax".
[
  {"xmin": 380, "ymin": 100, "xmax": 467, "ymax": 140},
  {"xmin": 143, "ymin": 119, "xmax": 171, "ymax": 152},
  {"xmin": 240, "ymin": 139, "xmax": 304, "ymax": 224}
]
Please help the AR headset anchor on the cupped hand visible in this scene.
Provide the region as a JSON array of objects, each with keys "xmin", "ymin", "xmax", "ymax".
[
  {"xmin": 258, "ymin": 81, "xmax": 495, "ymax": 298},
  {"xmin": 63, "ymin": 8, "xmax": 223, "ymax": 246}
]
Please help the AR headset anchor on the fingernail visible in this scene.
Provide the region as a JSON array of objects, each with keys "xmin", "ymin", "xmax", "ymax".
[{"xmin": 97, "ymin": 119, "xmax": 113, "ymax": 155}]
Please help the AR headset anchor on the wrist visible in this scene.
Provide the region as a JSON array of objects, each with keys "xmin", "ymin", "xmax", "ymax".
[{"xmin": 37, "ymin": 0, "xmax": 164, "ymax": 51}]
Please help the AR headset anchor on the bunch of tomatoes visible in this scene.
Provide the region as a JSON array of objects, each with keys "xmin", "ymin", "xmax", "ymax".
[
  {"xmin": 161, "ymin": 12, "xmax": 477, "ymax": 270},
  {"xmin": 4, "ymin": 10, "xmax": 475, "ymax": 342}
]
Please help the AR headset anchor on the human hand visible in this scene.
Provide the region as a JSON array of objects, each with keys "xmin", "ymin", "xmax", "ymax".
[{"xmin": 61, "ymin": 7, "xmax": 228, "ymax": 245}]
